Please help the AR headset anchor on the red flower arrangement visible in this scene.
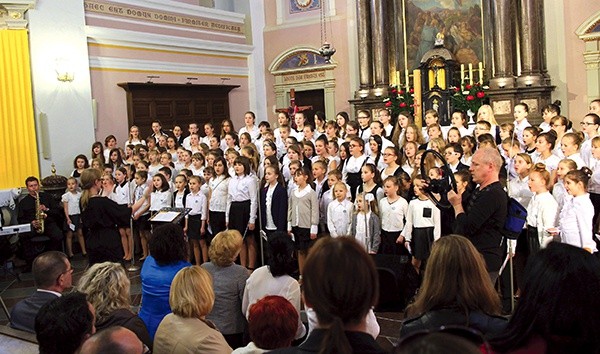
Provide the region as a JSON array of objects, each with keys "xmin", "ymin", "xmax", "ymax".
[
  {"xmin": 382, "ymin": 85, "xmax": 415, "ymax": 118},
  {"xmin": 450, "ymin": 82, "xmax": 489, "ymax": 113}
]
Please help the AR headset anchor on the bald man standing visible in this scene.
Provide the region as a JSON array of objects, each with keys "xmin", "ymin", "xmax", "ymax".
[{"xmin": 448, "ymin": 147, "xmax": 508, "ymax": 282}]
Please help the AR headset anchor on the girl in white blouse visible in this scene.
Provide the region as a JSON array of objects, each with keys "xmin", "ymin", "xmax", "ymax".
[
  {"xmin": 398, "ymin": 183, "xmax": 440, "ymax": 275},
  {"xmin": 526, "ymin": 163, "xmax": 559, "ymax": 253},
  {"xmin": 553, "ymin": 159, "xmax": 577, "ymax": 211},
  {"xmin": 534, "ymin": 132, "xmax": 560, "ymax": 187},
  {"xmin": 227, "ymin": 156, "xmax": 258, "ymax": 270},
  {"xmin": 554, "ymin": 168, "xmax": 597, "ymax": 253},
  {"xmin": 185, "ymin": 175, "xmax": 208, "ymax": 266},
  {"xmin": 560, "ymin": 132, "xmax": 586, "ymax": 169},
  {"xmin": 327, "ymin": 182, "xmax": 353, "ymax": 238},
  {"xmin": 342, "ymin": 137, "xmax": 367, "ymax": 202},
  {"xmin": 379, "ymin": 176, "xmax": 409, "ymax": 255},
  {"xmin": 113, "ymin": 167, "xmax": 132, "ymax": 261},
  {"xmin": 208, "ymin": 156, "xmax": 230, "ymax": 238},
  {"xmin": 509, "ymin": 153, "xmax": 534, "ymax": 209}
]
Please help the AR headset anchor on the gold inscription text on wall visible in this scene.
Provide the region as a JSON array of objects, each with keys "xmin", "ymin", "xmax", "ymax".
[
  {"xmin": 84, "ymin": 0, "xmax": 244, "ymax": 35},
  {"xmin": 282, "ymin": 70, "xmax": 327, "ymax": 84}
]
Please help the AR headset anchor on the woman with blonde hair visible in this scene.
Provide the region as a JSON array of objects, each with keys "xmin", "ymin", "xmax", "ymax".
[
  {"xmin": 77, "ymin": 262, "xmax": 151, "ymax": 349},
  {"xmin": 201, "ymin": 230, "xmax": 249, "ymax": 349},
  {"xmin": 154, "ymin": 266, "xmax": 231, "ymax": 354},
  {"xmin": 400, "ymin": 235, "xmax": 507, "ymax": 337},
  {"xmin": 477, "ymin": 104, "xmax": 500, "ymax": 143}
]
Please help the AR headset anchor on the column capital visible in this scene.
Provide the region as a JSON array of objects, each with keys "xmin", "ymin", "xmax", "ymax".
[{"xmin": 0, "ymin": 1, "xmax": 36, "ymax": 29}]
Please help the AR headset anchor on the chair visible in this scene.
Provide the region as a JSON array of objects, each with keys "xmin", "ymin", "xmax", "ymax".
[{"xmin": 375, "ymin": 267, "xmax": 404, "ymax": 312}]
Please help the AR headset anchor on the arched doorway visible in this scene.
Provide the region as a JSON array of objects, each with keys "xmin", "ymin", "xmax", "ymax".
[{"xmin": 269, "ymin": 46, "xmax": 337, "ymax": 121}]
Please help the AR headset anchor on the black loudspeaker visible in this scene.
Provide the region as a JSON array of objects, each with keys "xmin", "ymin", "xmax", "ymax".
[{"xmin": 371, "ymin": 254, "xmax": 419, "ymax": 312}]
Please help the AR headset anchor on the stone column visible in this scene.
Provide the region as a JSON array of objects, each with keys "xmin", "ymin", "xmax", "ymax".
[
  {"xmin": 516, "ymin": 0, "xmax": 545, "ymax": 86},
  {"xmin": 489, "ymin": 0, "xmax": 516, "ymax": 89},
  {"xmin": 356, "ymin": 0, "xmax": 373, "ymax": 90},
  {"xmin": 370, "ymin": 0, "xmax": 389, "ymax": 88}
]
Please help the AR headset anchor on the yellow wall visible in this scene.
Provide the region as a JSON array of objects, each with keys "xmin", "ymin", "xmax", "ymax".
[{"xmin": 0, "ymin": 29, "xmax": 39, "ymax": 188}]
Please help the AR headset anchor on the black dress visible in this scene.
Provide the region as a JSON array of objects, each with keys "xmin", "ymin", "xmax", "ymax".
[{"xmin": 81, "ymin": 196, "xmax": 131, "ymax": 265}]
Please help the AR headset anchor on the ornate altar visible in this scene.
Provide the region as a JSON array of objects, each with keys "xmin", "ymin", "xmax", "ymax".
[{"xmin": 418, "ymin": 35, "xmax": 459, "ymax": 126}]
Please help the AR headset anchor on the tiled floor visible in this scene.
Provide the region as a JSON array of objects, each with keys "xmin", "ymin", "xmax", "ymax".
[{"xmin": 0, "ymin": 254, "xmax": 405, "ymax": 351}]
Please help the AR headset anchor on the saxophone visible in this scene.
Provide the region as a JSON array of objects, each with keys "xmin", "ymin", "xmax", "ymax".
[{"xmin": 35, "ymin": 192, "xmax": 45, "ymax": 234}]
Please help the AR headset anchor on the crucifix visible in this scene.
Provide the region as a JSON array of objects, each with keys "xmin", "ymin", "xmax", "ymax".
[{"xmin": 275, "ymin": 89, "xmax": 313, "ymax": 124}]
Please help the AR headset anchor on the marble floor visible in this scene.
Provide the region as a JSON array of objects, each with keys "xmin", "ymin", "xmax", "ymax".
[{"xmin": 0, "ymin": 254, "xmax": 405, "ymax": 351}]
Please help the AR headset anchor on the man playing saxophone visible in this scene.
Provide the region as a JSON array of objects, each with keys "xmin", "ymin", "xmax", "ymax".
[{"xmin": 17, "ymin": 177, "xmax": 63, "ymax": 271}]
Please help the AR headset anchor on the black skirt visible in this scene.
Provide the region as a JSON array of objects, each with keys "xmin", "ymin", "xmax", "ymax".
[
  {"xmin": 292, "ymin": 226, "xmax": 313, "ymax": 251},
  {"xmin": 412, "ymin": 227, "xmax": 434, "ymax": 260},
  {"xmin": 527, "ymin": 225, "xmax": 540, "ymax": 255},
  {"xmin": 133, "ymin": 214, "xmax": 151, "ymax": 231},
  {"xmin": 346, "ymin": 171, "xmax": 362, "ymax": 202},
  {"xmin": 229, "ymin": 200, "xmax": 251, "ymax": 238},
  {"xmin": 187, "ymin": 214, "xmax": 203, "ymax": 240}
]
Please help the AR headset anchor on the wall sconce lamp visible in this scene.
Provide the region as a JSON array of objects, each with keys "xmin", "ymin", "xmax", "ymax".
[{"xmin": 55, "ymin": 58, "xmax": 74, "ymax": 82}]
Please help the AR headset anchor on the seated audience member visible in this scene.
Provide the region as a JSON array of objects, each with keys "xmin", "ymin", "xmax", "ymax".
[
  {"xmin": 234, "ymin": 296, "xmax": 298, "ymax": 353},
  {"xmin": 202, "ymin": 230, "xmax": 249, "ymax": 349},
  {"xmin": 241, "ymin": 233, "xmax": 305, "ymax": 340},
  {"xmin": 272, "ymin": 237, "xmax": 385, "ymax": 353},
  {"xmin": 10, "ymin": 251, "xmax": 72, "ymax": 333},
  {"xmin": 490, "ymin": 243, "xmax": 600, "ymax": 353},
  {"xmin": 35, "ymin": 292, "xmax": 96, "ymax": 354},
  {"xmin": 395, "ymin": 332, "xmax": 482, "ymax": 354},
  {"xmin": 400, "ymin": 235, "xmax": 507, "ymax": 337},
  {"xmin": 78, "ymin": 326, "xmax": 144, "ymax": 354},
  {"xmin": 139, "ymin": 223, "xmax": 191, "ymax": 340},
  {"xmin": 154, "ymin": 266, "xmax": 231, "ymax": 354},
  {"xmin": 77, "ymin": 262, "xmax": 152, "ymax": 349}
]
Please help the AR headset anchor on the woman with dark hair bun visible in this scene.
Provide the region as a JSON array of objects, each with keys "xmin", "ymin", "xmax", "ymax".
[
  {"xmin": 490, "ymin": 243, "xmax": 600, "ymax": 353},
  {"xmin": 242, "ymin": 232, "xmax": 305, "ymax": 340},
  {"xmin": 138, "ymin": 223, "xmax": 191, "ymax": 340},
  {"xmin": 272, "ymin": 237, "xmax": 385, "ymax": 353}
]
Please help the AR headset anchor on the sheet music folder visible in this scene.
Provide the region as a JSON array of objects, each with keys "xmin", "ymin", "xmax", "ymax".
[{"xmin": 149, "ymin": 207, "xmax": 191, "ymax": 224}]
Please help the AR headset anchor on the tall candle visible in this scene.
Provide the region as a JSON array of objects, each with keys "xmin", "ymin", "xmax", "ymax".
[
  {"xmin": 468, "ymin": 63, "xmax": 473, "ymax": 85},
  {"xmin": 413, "ymin": 69, "xmax": 422, "ymax": 128},
  {"xmin": 478, "ymin": 62, "xmax": 483, "ymax": 84},
  {"xmin": 405, "ymin": 69, "xmax": 410, "ymax": 91},
  {"xmin": 460, "ymin": 64, "xmax": 465, "ymax": 84}
]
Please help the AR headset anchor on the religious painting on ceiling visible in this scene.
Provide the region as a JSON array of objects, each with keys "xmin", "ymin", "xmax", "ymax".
[{"xmin": 402, "ymin": 0, "xmax": 484, "ymax": 70}]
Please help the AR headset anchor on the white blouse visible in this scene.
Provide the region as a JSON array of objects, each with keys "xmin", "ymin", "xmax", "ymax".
[
  {"xmin": 226, "ymin": 174, "xmax": 258, "ymax": 223},
  {"xmin": 526, "ymin": 191, "xmax": 558, "ymax": 248},
  {"xmin": 559, "ymin": 194, "xmax": 597, "ymax": 252},
  {"xmin": 209, "ymin": 175, "xmax": 229, "ymax": 212},
  {"xmin": 327, "ymin": 199, "xmax": 353, "ymax": 237},
  {"xmin": 185, "ymin": 190, "xmax": 208, "ymax": 219},
  {"xmin": 379, "ymin": 196, "xmax": 409, "ymax": 232}
]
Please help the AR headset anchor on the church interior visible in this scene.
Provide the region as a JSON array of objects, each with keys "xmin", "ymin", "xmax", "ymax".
[
  {"xmin": 0, "ymin": 0, "xmax": 600, "ymax": 351},
  {"xmin": 0, "ymin": 0, "xmax": 598, "ymax": 187}
]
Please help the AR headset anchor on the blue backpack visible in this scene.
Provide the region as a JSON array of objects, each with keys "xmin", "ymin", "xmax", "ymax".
[{"xmin": 504, "ymin": 196, "xmax": 527, "ymax": 239}]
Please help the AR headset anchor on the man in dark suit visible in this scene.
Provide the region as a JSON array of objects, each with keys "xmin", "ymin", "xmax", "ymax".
[
  {"xmin": 10, "ymin": 251, "xmax": 72, "ymax": 333},
  {"xmin": 444, "ymin": 143, "xmax": 470, "ymax": 173}
]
